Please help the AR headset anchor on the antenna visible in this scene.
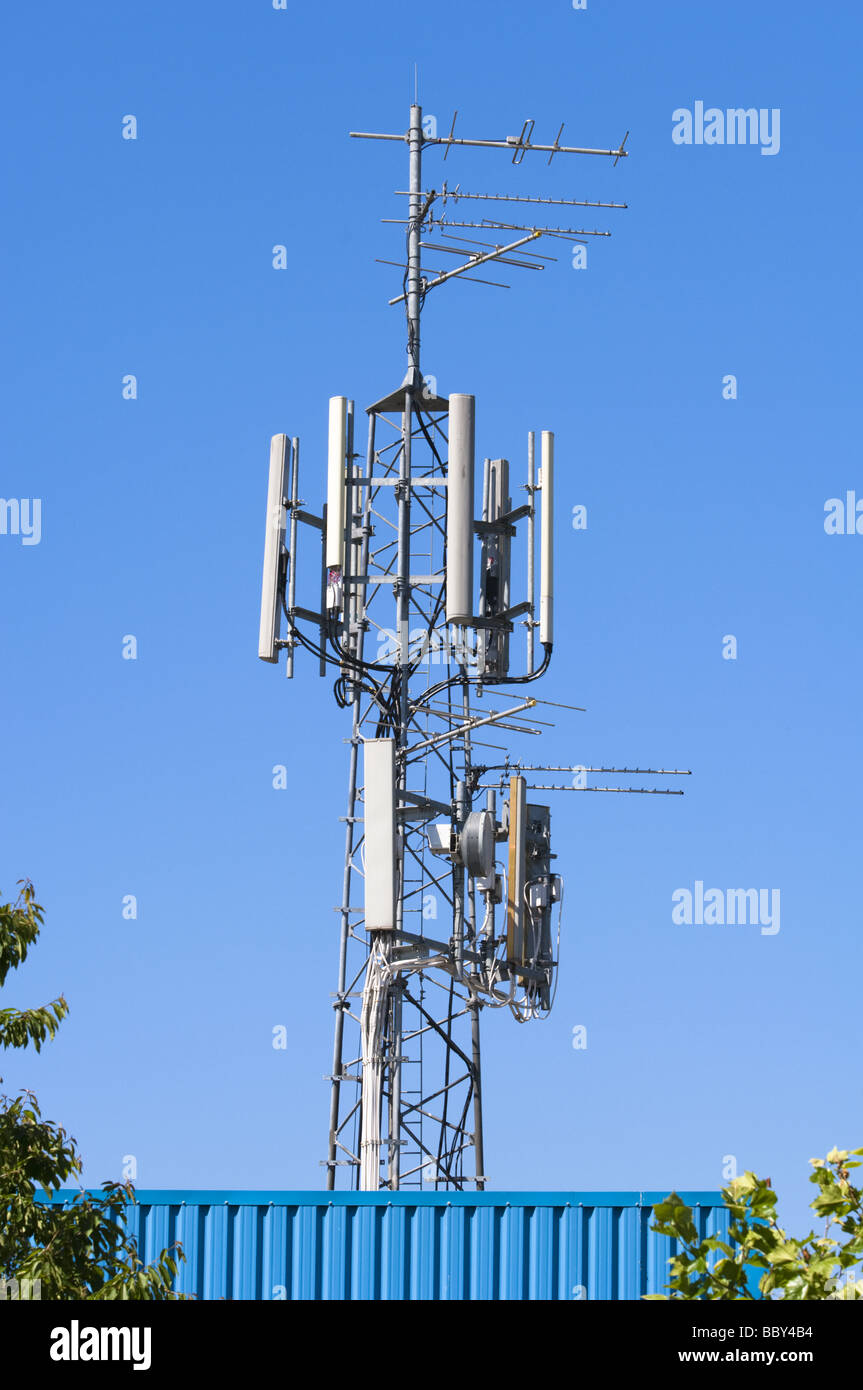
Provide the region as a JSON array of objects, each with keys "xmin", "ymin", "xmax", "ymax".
[
  {"xmin": 257, "ymin": 434, "xmax": 289, "ymax": 663},
  {"xmin": 326, "ymin": 398, "xmax": 347, "ymax": 572},
  {"xmin": 350, "ymin": 107, "xmax": 628, "ymax": 355},
  {"xmin": 363, "ymin": 739, "xmax": 397, "ymax": 931},
  {"xmin": 539, "ymin": 431, "xmax": 554, "ymax": 648},
  {"xmin": 445, "ymin": 394, "xmax": 475, "ymax": 624},
  {"xmin": 254, "ymin": 100, "xmax": 687, "ymax": 1195},
  {"xmin": 506, "ymin": 774, "xmax": 527, "ymax": 967}
]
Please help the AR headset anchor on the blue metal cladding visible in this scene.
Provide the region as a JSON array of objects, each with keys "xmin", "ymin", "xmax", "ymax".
[{"xmin": 43, "ymin": 1190, "xmax": 728, "ymax": 1301}]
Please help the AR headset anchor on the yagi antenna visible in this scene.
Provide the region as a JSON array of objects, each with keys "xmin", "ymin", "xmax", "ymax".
[
  {"xmin": 394, "ymin": 187, "xmax": 628, "ymax": 211},
  {"xmin": 478, "ymin": 760, "xmax": 692, "ymax": 796},
  {"xmin": 481, "ymin": 782, "xmax": 688, "ymax": 796},
  {"xmin": 393, "ymin": 185, "xmax": 629, "ymax": 211},
  {"xmin": 350, "ymin": 110, "xmax": 628, "ymax": 310},
  {"xmin": 385, "ymin": 215, "xmax": 609, "ymax": 239},
  {"xmin": 351, "ymin": 116, "xmax": 629, "ymax": 161}
]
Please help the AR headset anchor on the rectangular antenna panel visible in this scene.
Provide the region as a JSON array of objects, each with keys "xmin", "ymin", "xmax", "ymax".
[
  {"xmin": 258, "ymin": 433, "xmax": 289, "ymax": 662},
  {"xmin": 540, "ymin": 431, "xmax": 554, "ymax": 646},
  {"xmin": 525, "ymin": 803, "xmax": 553, "ymax": 1008},
  {"xmin": 478, "ymin": 456, "xmax": 511, "ymax": 677},
  {"xmin": 326, "ymin": 396, "xmax": 349, "ymax": 571},
  {"xmin": 506, "ymin": 774, "xmax": 527, "ymax": 964},
  {"xmin": 445, "ymin": 393, "xmax": 475, "ymax": 623},
  {"xmin": 363, "ymin": 739, "xmax": 397, "ymax": 931}
]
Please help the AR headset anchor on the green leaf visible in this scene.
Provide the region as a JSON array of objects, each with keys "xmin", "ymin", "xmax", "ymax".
[{"xmin": 0, "ymin": 882, "xmax": 184, "ymax": 1300}]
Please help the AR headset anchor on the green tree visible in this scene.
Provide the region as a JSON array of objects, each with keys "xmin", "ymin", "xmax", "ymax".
[
  {"xmin": 0, "ymin": 880, "xmax": 184, "ymax": 1299},
  {"xmin": 648, "ymin": 1148, "xmax": 863, "ymax": 1300}
]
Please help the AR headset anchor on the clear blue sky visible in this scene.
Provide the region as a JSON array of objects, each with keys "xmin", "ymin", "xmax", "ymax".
[{"xmin": 1, "ymin": 0, "xmax": 860, "ymax": 1237}]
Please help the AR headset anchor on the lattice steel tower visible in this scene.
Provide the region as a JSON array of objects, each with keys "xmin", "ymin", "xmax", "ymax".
[{"xmin": 256, "ymin": 101, "xmax": 686, "ymax": 1191}]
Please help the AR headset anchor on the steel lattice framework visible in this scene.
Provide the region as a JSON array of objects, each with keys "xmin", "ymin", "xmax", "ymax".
[{"xmin": 327, "ymin": 396, "xmax": 500, "ymax": 1191}]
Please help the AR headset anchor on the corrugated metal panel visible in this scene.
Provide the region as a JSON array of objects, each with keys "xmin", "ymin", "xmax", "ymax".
[{"xmin": 43, "ymin": 1190, "xmax": 729, "ymax": 1301}]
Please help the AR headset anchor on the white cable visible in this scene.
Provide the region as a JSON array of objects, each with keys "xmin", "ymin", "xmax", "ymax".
[{"xmin": 359, "ymin": 936, "xmax": 389, "ymax": 1190}]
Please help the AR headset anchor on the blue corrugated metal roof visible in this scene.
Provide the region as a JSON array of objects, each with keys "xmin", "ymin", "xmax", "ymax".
[
  {"xmin": 38, "ymin": 1189, "xmax": 724, "ymax": 1206},
  {"xmin": 36, "ymin": 1190, "xmax": 729, "ymax": 1301}
]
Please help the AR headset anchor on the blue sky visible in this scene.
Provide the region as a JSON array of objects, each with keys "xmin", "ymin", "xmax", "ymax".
[{"xmin": 1, "ymin": 0, "xmax": 861, "ymax": 1237}]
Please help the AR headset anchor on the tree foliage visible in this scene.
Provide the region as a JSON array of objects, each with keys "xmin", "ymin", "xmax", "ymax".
[
  {"xmin": 648, "ymin": 1148, "xmax": 863, "ymax": 1300},
  {"xmin": 0, "ymin": 881, "xmax": 184, "ymax": 1299}
]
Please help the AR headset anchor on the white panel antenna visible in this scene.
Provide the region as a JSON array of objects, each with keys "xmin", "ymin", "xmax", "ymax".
[
  {"xmin": 363, "ymin": 739, "xmax": 397, "ymax": 931},
  {"xmin": 506, "ymin": 774, "xmax": 527, "ymax": 964},
  {"xmin": 445, "ymin": 393, "xmax": 475, "ymax": 623},
  {"xmin": 539, "ymin": 430, "xmax": 554, "ymax": 647},
  {"xmin": 258, "ymin": 433, "xmax": 289, "ymax": 662},
  {"xmin": 326, "ymin": 396, "xmax": 349, "ymax": 572}
]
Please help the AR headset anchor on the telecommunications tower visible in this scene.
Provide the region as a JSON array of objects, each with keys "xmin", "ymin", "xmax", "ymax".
[{"xmin": 257, "ymin": 102, "xmax": 687, "ymax": 1191}]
